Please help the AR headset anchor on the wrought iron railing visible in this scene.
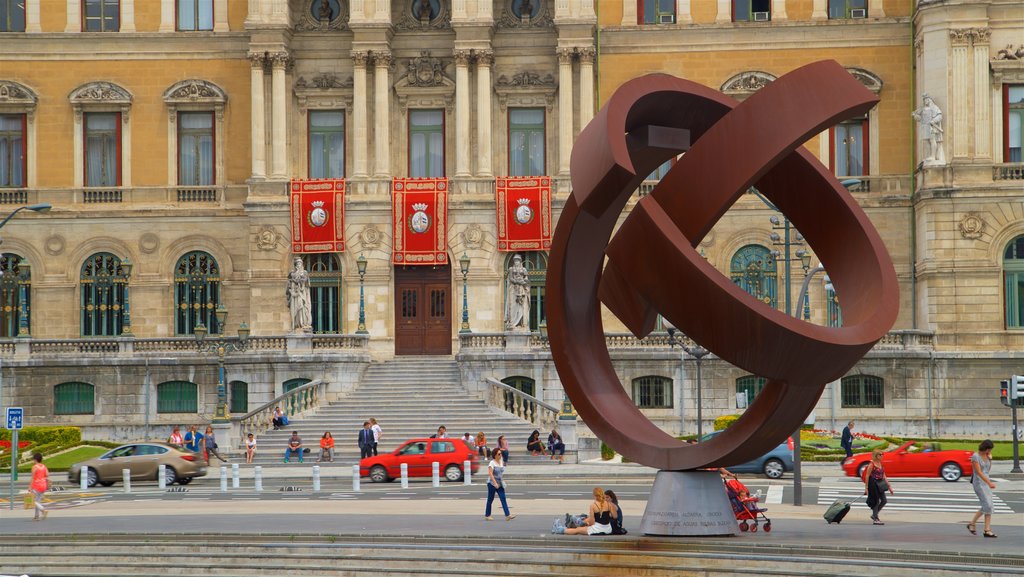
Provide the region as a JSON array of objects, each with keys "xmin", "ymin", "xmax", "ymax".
[
  {"xmin": 232, "ymin": 378, "xmax": 326, "ymax": 445},
  {"xmin": 484, "ymin": 377, "xmax": 558, "ymax": 431}
]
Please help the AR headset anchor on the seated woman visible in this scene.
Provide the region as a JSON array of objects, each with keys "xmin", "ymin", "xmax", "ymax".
[
  {"xmin": 557, "ymin": 488, "xmax": 618, "ymax": 535},
  {"xmin": 527, "ymin": 430, "xmax": 547, "ymax": 456},
  {"xmin": 606, "ymin": 490, "xmax": 626, "ymax": 535},
  {"xmin": 317, "ymin": 431, "xmax": 335, "ymax": 463},
  {"xmin": 272, "ymin": 406, "xmax": 286, "ymax": 430},
  {"xmin": 547, "ymin": 429, "xmax": 566, "ymax": 463},
  {"xmin": 475, "ymin": 432, "xmax": 489, "ymax": 458}
]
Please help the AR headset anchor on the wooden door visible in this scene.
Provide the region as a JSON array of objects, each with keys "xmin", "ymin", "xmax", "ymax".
[{"xmin": 394, "ymin": 265, "xmax": 451, "ymax": 355}]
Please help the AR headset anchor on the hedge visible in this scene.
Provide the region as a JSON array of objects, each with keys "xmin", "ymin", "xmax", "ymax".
[
  {"xmin": 714, "ymin": 414, "xmax": 740, "ymax": 431},
  {"xmin": 600, "ymin": 441, "xmax": 615, "ymax": 461},
  {"xmin": 0, "ymin": 427, "xmax": 82, "ymax": 469}
]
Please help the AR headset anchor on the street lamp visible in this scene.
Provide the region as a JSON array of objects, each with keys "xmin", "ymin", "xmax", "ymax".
[
  {"xmin": 459, "ymin": 252, "xmax": 471, "ymax": 333},
  {"xmin": 665, "ymin": 323, "xmax": 710, "ymax": 440},
  {"xmin": 193, "ymin": 306, "xmax": 250, "ymax": 424},
  {"xmin": 355, "ymin": 255, "xmax": 368, "ymax": 335},
  {"xmin": 119, "ymin": 258, "xmax": 133, "ymax": 336},
  {"xmin": 0, "ymin": 203, "xmax": 51, "ymax": 231}
]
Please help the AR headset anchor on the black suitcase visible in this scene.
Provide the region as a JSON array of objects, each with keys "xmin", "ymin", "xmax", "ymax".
[{"xmin": 824, "ymin": 499, "xmax": 852, "ymax": 524}]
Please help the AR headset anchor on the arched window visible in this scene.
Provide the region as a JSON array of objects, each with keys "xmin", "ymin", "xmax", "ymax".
[
  {"xmin": 54, "ymin": 382, "xmax": 95, "ymax": 415},
  {"xmin": 736, "ymin": 375, "xmax": 766, "ymax": 408},
  {"xmin": 229, "ymin": 380, "xmax": 248, "ymax": 414},
  {"xmin": 0, "ymin": 253, "xmax": 29, "ymax": 337},
  {"xmin": 1005, "ymin": 235, "xmax": 1024, "ymax": 328},
  {"xmin": 501, "ymin": 375, "xmax": 536, "ymax": 415},
  {"xmin": 730, "ymin": 245, "xmax": 777, "ymax": 308},
  {"xmin": 157, "ymin": 381, "xmax": 198, "ymax": 413},
  {"xmin": 174, "ymin": 251, "xmax": 220, "ymax": 335},
  {"xmin": 81, "ymin": 252, "xmax": 130, "ymax": 336},
  {"xmin": 303, "ymin": 253, "xmax": 342, "ymax": 334},
  {"xmin": 632, "ymin": 375, "xmax": 673, "ymax": 408},
  {"xmin": 504, "ymin": 252, "xmax": 547, "ymax": 331},
  {"xmin": 841, "ymin": 375, "xmax": 884, "ymax": 408},
  {"xmin": 283, "ymin": 377, "xmax": 311, "ymax": 415}
]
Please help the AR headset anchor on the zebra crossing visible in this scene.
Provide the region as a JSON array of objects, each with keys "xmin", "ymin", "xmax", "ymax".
[{"xmin": 816, "ymin": 477, "xmax": 1014, "ymax": 514}]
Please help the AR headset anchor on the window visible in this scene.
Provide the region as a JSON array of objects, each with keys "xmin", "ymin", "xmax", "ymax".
[
  {"xmin": 736, "ymin": 375, "xmax": 766, "ymax": 408},
  {"xmin": 308, "ymin": 110, "xmax": 345, "ymax": 178},
  {"xmin": 733, "ymin": 0, "xmax": 770, "ymax": 21},
  {"xmin": 504, "ymin": 252, "xmax": 547, "ymax": 331},
  {"xmin": 509, "ymin": 108, "xmax": 545, "ymax": 176},
  {"xmin": 0, "ymin": 0, "xmax": 25, "ymax": 31},
  {"xmin": 83, "ymin": 0, "xmax": 120, "ymax": 32},
  {"xmin": 177, "ymin": 0, "xmax": 213, "ymax": 31},
  {"xmin": 0, "ymin": 253, "xmax": 28, "ymax": 337},
  {"xmin": 229, "ymin": 380, "xmax": 248, "ymax": 414},
  {"xmin": 828, "ymin": 0, "xmax": 867, "ymax": 19},
  {"xmin": 1005, "ymin": 85, "xmax": 1024, "ymax": 163},
  {"xmin": 841, "ymin": 375, "xmax": 884, "ymax": 408},
  {"xmin": 0, "ymin": 114, "xmax": 25, "ymax": 187},
  {"xmin": 831, "ymin": 118, "xmax": 868, "ymax": 177},
  {"xmin": 157, "ymin": 381, "xmax": 198, "ymax": 413},
  {"xmin": 54, "ymin": 382, "xmax": 95, "ymax": 415},
  {"xmin": 638, "ymin": 0, "xmax": 675, "ymax": 24},
  {"xmin": 136, "ymin": 444, "xmax": 169, "ymax": 456},
  {"xmin": 399, "ymin": 442, "xmax": 426, "ymax": 455},
  {"xmin": 430, "ymin": 441, "xmax": 455, "ymax": 453},
  {"xmin": 632, "ymin": 375, "xmax": 673, "ymax": 408},
  {"xmin": 174, "ymin": 251, "xmax": 220, "ymax": 335},
  {"xmin": 178, "ymin": 112, "xmax": 214, "ymax": 186},
  {"xmin": 84, "ymin": 112, "xmax": 121, "ymax": 187},
  {"xmin": 304, "ymin": 253, "xmax": 343, "ymax": 333},
  {"xmin": 81, "ymin": 253, "xmax": 129, "ymax": 336},
  {"xmin": 1005, "ymin": 235, "xmax": 1024, "ymax": 328},
  {"xmin": 409, "ymin": 109, "xmax": 444, "ymax": 177},
  {"xmin": 730, "ymin": 245, "xmax": 777, "ymax": 308}
]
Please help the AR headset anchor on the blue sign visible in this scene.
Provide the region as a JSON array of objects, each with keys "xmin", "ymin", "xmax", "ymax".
[{"xmin": 5, "ymin": 407, "xmax": 23, "ymax": 430}]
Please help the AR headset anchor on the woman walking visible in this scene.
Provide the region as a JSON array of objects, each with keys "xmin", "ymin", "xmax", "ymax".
[
  {"xmin": 204, "ymin": 426, "xmax": 229, "ymax": 464},
  {"xmin": 862, "ymin": 449, "xmax": 894, "ymax": 525},
  {"xmin": 967, "ymin": 439, "xmax": 998, "ymax": 538},
  {"xmin": 484, "ymin": 447, "xmax": 516, "ymax": 521},
  {"xmin": 557, "ymin": 487, "xmax": 618, "ymax": 535},
  {"xmin": 30, "ymin": 453, "xmax": 49, "ymax": 521}
]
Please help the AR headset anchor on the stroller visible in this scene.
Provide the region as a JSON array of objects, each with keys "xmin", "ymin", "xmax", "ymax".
[{"xmin": 725, "ymin": 478, "xmax": 771, "ymax": 532}]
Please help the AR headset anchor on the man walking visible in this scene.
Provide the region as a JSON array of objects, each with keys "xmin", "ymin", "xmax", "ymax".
[
  {"xmin": 841, "ymin": 420, "xmax": 855, "ymax": 460},
  {"xmin": 359, "ymin": 421, "xmax": 375, "ymax": 459}
]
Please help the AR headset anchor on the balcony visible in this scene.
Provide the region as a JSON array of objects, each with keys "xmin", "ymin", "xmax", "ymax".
[{"xmin": 0, "ymin": 334, "xmax": 370, "ymax": 359}]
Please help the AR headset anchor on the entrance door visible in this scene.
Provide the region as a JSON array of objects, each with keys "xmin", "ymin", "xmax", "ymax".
[{"xmin": 395, "ymin": 265, "xmax": 452, "ymax": 355}]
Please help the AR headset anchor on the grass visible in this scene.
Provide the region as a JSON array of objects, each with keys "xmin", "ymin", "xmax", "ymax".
[{"xmin": 10, "ymin": 445, "xmax": 108, "ymax": 473}]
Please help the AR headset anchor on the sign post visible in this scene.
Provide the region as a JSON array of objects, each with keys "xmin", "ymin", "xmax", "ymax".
[{"xmin": 6, "ymin": 407, "xmax": 24, "ymax": 511}]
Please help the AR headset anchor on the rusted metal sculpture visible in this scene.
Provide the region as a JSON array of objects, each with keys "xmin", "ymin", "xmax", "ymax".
[{"xmin": 547, "ymin": 61, "xmax": 899, "ymax": 471}]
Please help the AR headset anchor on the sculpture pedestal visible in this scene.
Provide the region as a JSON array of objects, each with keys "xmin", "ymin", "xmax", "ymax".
[
  {"xmin": 287, "ymin": 332, "xmax": 312, "ymax": 354},
  {"xmin": 639, "ymin": 470, "xmax": 738, "ymax": 536},
  {"xmin": 504, "ymin": 330, "xmax": 531, "ymax": 350}
]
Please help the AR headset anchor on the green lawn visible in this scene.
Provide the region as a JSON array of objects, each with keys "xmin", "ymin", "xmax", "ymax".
[{"xmin": 11, "ymin": 445, "xmax": 108, "ymax": 472}]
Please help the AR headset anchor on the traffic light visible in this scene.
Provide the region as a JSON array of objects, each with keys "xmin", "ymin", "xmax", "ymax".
[
  {"xmin": 1012, "ymin": 375, "xmax": 1024, "ymax": 401},
  {"xmin": 1001, "ymin": 377, "xmax": 1024, "ymax": 407},
  {"xmin": 1002, "ymin": 380, "xmax": 1011, "ymax": 406}
]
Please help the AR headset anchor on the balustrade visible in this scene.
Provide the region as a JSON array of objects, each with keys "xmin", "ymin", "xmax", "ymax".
[
  {"xmin": 234, "ymin": 379, "xmax": 326, "ymax": 444},
  {"xmin": 485, "ymin": 377, "xmax": 558, "ymax": 431}
]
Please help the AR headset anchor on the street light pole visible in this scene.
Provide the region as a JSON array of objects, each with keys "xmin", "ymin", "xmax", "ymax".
[
  {"xmin": 356, "ymin": 255, "xmax": 368, "ymax": 335},
  {"xmin": 666, "ymin": 325, "xmax": 710, "ymax": 440},
  {"xmin": 193, "ymin": 305, "xmax": 250, "ymax": 424},
  {"xmin": 459, "ymin": 253, "xmax": 471, "ymax": 333}
]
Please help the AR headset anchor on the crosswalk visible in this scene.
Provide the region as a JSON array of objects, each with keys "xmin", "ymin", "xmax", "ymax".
[{"xmin": 816, "ymin": 477, "xmax": 1014, "ymax": 514}]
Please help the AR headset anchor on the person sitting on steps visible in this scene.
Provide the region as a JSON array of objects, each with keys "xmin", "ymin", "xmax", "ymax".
[{"xmin": 527, "ymin": 430, "xmax": 547, "ymax": 456}]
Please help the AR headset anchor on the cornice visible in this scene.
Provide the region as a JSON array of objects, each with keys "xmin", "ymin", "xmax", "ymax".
[{"xmin": 0, "ymin": 34, "xmax": 250, "ymax": 60}]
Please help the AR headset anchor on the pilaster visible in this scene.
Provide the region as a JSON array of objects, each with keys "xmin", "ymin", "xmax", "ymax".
[
  {"xmin": 868, "ymin": 0, "xmax": 885, "ymax": 18},
  {"xmin": 972, "ymin": 28, "xmax": 991, "ymax": 159},
  {"xmin": 455, "ymin": 49, "xmax": 472, "ymax": 177},
  {"xmin": 352, "ymin": 51, "xmax": 370, "ymax": 178},
  {"xmin": 715, "ymin": 0, "xmax": 731, "ymax": 23},
  {"xmin": 811, "ymin": 0, "xmax": 827, "ymax": 21},
  {"xmin": 121, "ymin": 0, "xmax": 136, "ymax": 32},
  {"xmin": 476, "ymin": 51, "xmax": 494, "ymax": 177},
  {"xmin": 249, "ymin": 53, "xmax": 267, "ymax": 180},
  {"xmin": 373, "ymin": 51, "xmax": 393, "ymax": 178},
  {"xmin": 65, "ymin": 0, "xmax": 80, "ymax": 32},
  {"xmin": 578, "ymin": 47, "xmax": 595, "ymax": 129},
  {"xmin": 949, "ymin": 29, "xmax": 970, "ymax": 160},
  {"xmin": 25, "ymin": 0, "xmax": 41, "ymax": 32},
  {"xmin": 771, "ymin": 0, "xmax": 787, "ymax": 21},
  {"xmin": 270, "ymin": 52, "xmax": 291, "ymax": 180},
  {"xmin": 557, "ymin": 47, "xmax": 574, "ymax": 176},
  {"xmin": 159, "ymin": 0, "xmax": 175, "ymax": 32},
  {"xmin": 676, "ymin": 0, "xmax": 692, "ymax": 24}
]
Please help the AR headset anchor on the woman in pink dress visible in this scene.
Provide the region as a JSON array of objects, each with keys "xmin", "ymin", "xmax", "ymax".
[{"xmin": 30, "ymin": 452, "xmax": 49, "ymax": 521}]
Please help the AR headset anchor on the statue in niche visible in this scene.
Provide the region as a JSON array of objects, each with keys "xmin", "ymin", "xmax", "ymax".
[
  {"xmin": 415, "ymin": 0, "xmax": 433, "ymax": 20},
  {"xmin": 912, "ymin": 94, "xmax": 944, "ymax": 165},
  {"xmin": 286, "ymin": 257, "xmax": 313, "ymax": 333},
  {"xmin": 318, "ymin": 0, "xmax": 333, "ymax": 21},
  {"xmin": 505, "ymin": 254, "xmax": 531, "ymax": 331}
]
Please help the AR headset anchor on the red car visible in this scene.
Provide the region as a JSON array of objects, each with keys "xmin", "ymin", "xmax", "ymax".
[
  {"xmin": 360, "ymin": 438, "xmax": 480, "ymax": 483},
  {"xmin": 841, "ymin": 441, "xmax": 974, "ymax": 482}
]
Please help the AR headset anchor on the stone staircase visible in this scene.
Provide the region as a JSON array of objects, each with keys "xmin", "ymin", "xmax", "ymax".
[{"xmin": 246, "ymin": 358, "xmax": 560, "ymax": 467}]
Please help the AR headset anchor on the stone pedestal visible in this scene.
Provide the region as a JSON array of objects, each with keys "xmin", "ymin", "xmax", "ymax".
[
  {"xmin": 212, "ymin": 422, "xmax": 235, "ymax": 454},
  {"xmin": 287, "ymin": 333, "xmax": 313, "ymax": 354},
  {"xmin": 639, "ymin": 471, "xmax": 739, "ymax": 536},
  {"xmin": 505, "ymin": 330, "xmax": 531, "ymax": 350}
]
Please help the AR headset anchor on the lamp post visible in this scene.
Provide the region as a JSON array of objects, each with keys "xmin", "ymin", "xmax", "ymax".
[
  {"xmin": 459, "ymin": 253, "xmax": 471, "ymax": 333},
  {"xmin": 120, "ymin": 258, "xmax": 133, "ymax": 336},
  {"xmin": 356, "ymin": 255, "xmax": 368, "ymax": 335},
  {"xmin": 0, "ymin": 203, "xmax": 51, "ymax": 231},
  {"xmin": 665, "ymin": 323, "xmax": 710, "ymax": 440},
  {"xmin": 193, "ymin": 305, "xmax": 250, "ymax": 424}
]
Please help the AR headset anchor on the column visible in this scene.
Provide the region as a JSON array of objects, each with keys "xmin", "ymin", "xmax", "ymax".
[
  {"xmin": 972, "ymin": 29, "xmax": 991, "ymax": 159},
  {"xmin": 373, "ymin": 51, "xmax": 392, "ymax": 178},
  {"xmin": 557, "ymin": 48, "xmax": 574, "ymax": 176},
  {"xmin": 476, "ymin": 51, "xmax": 494, "ymax": 177},
  {"xmin": 578, "ymin": 47, "xmax": 595, "ymax": 129},
  {"xmin": 950, "ymin": 29, "xmax": 970, "ymax": 159},
  {"xmin": 249, "ymin": 53, "xmax": 266, "ymax": 180},
  {"xmin": 271, "ymin": 52, "xmax": 289, "ymax": 179},
  {"xmin": 352, "ymin": 51, "xmax": 369, "ymax": 178},
  {"xmin": 454, "ymin": 50, "xmax": 472, "ymax": 177}
]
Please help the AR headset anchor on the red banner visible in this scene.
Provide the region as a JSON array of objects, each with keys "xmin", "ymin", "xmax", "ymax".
[
  {"xmin": 392, "ymin": 178, "xmax": 448, "ymax": 265},
  {"xmin": 290, "ymin": 179, "xmax": 345, "ymax": 253},
  {"xmin": 496, "ymin": 176, "xmax": 552, "ymax": 252}
]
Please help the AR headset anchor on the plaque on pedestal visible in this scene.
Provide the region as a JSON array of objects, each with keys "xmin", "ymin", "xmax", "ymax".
[{"xmin": 639, "ymin": 470, "xmax": 739, "ymax": 536}]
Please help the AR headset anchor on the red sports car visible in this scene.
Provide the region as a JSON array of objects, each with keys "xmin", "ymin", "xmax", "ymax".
[
  {"xmin": 360, "ymin": 438, "xmax": 480, "ymax": 483},
  {"xmin": 841, "ymin": 441, "xmax": 974, "ymax": 482}
]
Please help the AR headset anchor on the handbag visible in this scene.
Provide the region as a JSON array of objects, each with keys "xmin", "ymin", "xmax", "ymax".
[
  {"xmin": 23, "ymin": 493, "xmax": 34, "ymax": 509},
  {"xmin": 875, "ymin": 478, "xmax": 889, "ymax": 493}
]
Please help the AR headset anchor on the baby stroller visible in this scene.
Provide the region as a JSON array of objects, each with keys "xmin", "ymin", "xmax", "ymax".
[{"xmin": 725, "ymin": 478, "xmax": 771, "ymax": 532}]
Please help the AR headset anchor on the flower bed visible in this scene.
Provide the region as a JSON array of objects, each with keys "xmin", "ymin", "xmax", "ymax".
[{"xmin": 0, "ymin": 440, "xmax": 32, "ymax": 451}]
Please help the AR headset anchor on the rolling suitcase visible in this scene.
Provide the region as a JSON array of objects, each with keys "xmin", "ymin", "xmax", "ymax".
[{"xmin": 824, "ymin": 495, "xmax": 861, "ymax": 524}]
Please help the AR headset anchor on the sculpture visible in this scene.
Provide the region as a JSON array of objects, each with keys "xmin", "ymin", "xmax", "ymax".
[
  {"xmin": 504, "ymin": 254, "xmax": 531, "ymax": 330},
  {"xmin": 318, "ymin": 0, "xmax": 333, "ymax": 21},
  {"xmin": 286, "ymin": 257, "xmax": 313, "ymax": 333},
  {"xmin": 912, "ymin": 93, "xmax": 944, "ymax": 165}
]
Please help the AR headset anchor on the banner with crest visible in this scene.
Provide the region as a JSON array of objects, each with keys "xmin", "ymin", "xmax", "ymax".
[
  {"xmin": 392, "ymin": 178, "xmax": 448, "ymax": 265},
  {"xmin": 290, "ymin": 179, "xmax": 345, "ymax": 253},
  {"xmin": 496, "ymin": 176, "xmax": 552, "ymax": 252}
]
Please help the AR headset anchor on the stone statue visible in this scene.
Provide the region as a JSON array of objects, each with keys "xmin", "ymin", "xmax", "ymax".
[
  {"xmin": 505, "ymin": 254, "xmax": 531, "ymax": 331},
  {"xmin": 318, "ymin": 0, "xmax": 333, "ymax": 21},
  {"xmin": 415, "ymin": 0, "xmax": 432, "ymax": 20},
  {"xmin": 286, "ymin": 257, "xmax": 313, "ymax": 333},
  {"xmin": 912, "ymin": 93, "xmax": 944, "ymax": 165}
]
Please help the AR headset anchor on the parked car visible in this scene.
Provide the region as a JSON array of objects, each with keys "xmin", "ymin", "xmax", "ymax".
[
  {"xmin": 841, "ymin": 440, "xmax": 974, "ymax": 482},
  {"xmin": 68, "ymin": 442, "xmax": 207, "ymax": 487},
  {"xmin": 701, "ymin": 431, "xmax": 794, "ymax": 479},
  {"xmin": 360, "ymin": 437, "xmax": 480, "ymax": 483}
]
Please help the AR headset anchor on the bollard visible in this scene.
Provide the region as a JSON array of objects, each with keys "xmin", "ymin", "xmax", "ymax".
[
  {"xmin": 122, "ymin": 469, "xmax": 131, "ymax": 493},
  {"xmin": 158, "ymin": 464, "xmax": 166, "ymax": 489},
  {"xmin": 220, "ymin": 466, "xmax": 228, "ymax": 492},
  {"xmin": 80, "ymin": 466, "xmax": 89, "ymax": 491},
  {"xmin": 232, "ymin": 463, "xmax": 240, "ymax": 489},
  {"xmin": 432, "ymin": 462, "xmax": 440, "ymax": 487},
  {"xmin": 400, "ymin": 463, "xmax": 408, "ymax": 489},
  {"xmin": 254, "ymin": 465, "xmax": 263, "ymax": 492},
  {"xmin": 352, "ymin": 464, "xmax": 361, "ymax": 492},
  {"xmin": 313, "ymin": 465, "xmax": 321, "ymax": 493},
  {"xmin": 464, "ymin": 460, "xmax": 472, "ymax": 486}
]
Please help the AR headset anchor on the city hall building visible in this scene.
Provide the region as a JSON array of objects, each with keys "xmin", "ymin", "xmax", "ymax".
[{"xmin": 0, "ymin": 0, "xmax": 1020, "ymax": 443}]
